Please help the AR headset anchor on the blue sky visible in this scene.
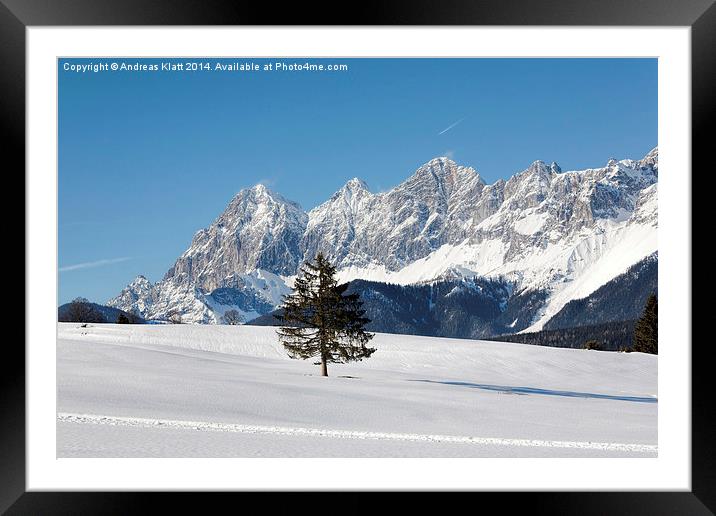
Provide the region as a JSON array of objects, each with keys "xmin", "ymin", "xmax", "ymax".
[{"xmin": 59, "ymin": 58, "xmax": 657, "ymax": 305}]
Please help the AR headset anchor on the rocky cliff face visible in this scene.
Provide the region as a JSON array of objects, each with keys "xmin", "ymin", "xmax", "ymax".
[
  {"xmin": 303, "ymin": 158, "xmax": 488, "ymax": 271},
  {"xmin": 166, "ymin": 184, "xmax": 307, "ymax": 291},
  {"xmin": 108, "ymin": 148, "xmax": 658, "ymax": 328},
  {"xmin": 109, "ymin": 275, "xmax": 154, "ymax": 317}
]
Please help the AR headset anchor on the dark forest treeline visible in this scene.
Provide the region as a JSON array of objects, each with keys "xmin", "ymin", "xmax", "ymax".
[
  {"xmin": 545, "ymin": 253, "xmax": 657, "ymax": 330},
  {"xmin": 58, "ymin": 298, "xmax": 145, "ymax": 324},
  {"xmin": 490, "ymin": 319, "xmax": 638, "ymax": 351},
  {"xmin": 249, "ymin": 254, "xmax": 657, "ymax": 349},
  {"xmin": 249, "ymin": 276, "xmax": 549, "ymax": 339}
]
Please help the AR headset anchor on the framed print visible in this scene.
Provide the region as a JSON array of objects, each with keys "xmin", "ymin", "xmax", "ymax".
[{"xmin": 6, "ymin": 0, "xmax": 711, "ymax": 512}]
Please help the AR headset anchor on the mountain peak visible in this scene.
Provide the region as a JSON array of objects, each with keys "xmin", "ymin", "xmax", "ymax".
[
  {"xmin": 343, "ymin": 177, "xmax": 369, "ymax": 192},
  {"xmin": 414, "ymin": 156, "xmax": 478, "ymax": 181},
  {"xmin": 321, "ymin": 177, "xmax": 372, "ymax": 211},
  {"xmin": 251, "ymin": 183, "xmax": 270, "ymax": 195},
  {"xmin": 525, "ymin": 160, "xmax": 556, "ymax": 176},
  {"xmin": 420, "ymin": 156, "xmax": 459, "ymax": 171},
  {"xmin": 429, "ymin": 155, "xmax": 457, "ymax": 164},
  {"xmin": 241, "ymin": 183, "xmax": 283, "ymax": 200},
  {"xmin": 120, "ymin": 275, "xmax": 153, "ymax": 294},
  {"xmin": 525, "ymin": 160, "xmax": 560, "ymax": 174},
  {"xmin": 639, "ymin": 147, "xmax": 658, "ymax": 170},
  {"xmin": 231, "ymin": 183, "xmax": 301, "ymax": 210}
]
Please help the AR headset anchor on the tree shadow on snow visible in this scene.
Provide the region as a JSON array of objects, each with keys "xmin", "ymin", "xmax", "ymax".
[{"xmin": 410, "ymin": 380, "xmax": 657, "ymax": 403}]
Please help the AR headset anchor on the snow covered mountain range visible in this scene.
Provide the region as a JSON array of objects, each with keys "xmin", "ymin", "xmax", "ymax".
[{"xmin": 108, "ymin": 148, "xmax": 658, "ymax": 331}]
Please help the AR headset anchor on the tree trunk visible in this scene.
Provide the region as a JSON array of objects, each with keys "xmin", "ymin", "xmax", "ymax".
[{"xmin": 320, "ymin": 358, "xmax": 328, "ymax": 377}]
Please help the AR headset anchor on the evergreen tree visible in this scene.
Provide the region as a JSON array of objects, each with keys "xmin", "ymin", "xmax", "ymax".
[
  {"xmin": 223, "ymin": 309, "xmax": 243, "ymax": 325},
  {"xmin": 116, "ymin": 313, "xmax": 130, "ymax": 324},
  {"xmin": 583, "ymin": 339, "xmax": 603, "ymax": 350},
  {"xmin": 276, "ymin": 253, "xmax": 375, "ymax": 377},
  {"xmin": 633, "ymin": 294, "xmax": 658, "ymax": 354}
]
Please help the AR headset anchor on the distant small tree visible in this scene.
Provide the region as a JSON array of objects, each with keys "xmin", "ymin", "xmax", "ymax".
[
  {"xmin": 276, "ymin": 253, "xmax": 375, "ymax": 377},
  {"xmin": 63, "ymin": 298, "xmax": 106, "ymax": 323},
  {"xmin": 583, "ymin": 339, "xmax": 603, "ymax": 351},
  {"xmin": 116, "ymin": 313, "xmax": 130, "ymax": 324},
  {"xmin": 167, "ymin": 310, "xmax": 183, "ymax": 324},
  {"xmin": 223, "ymin": 309, "xmax": 243, "ymax": 325},
  {"xmin": 633, "ymin": 294, "xmax": 658, "ymax": 354}
]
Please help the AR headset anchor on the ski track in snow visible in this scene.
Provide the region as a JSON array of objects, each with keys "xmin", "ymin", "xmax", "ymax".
[{"xmin": 57, "ymin": 412, "xmax": 657, "ymax": 454}]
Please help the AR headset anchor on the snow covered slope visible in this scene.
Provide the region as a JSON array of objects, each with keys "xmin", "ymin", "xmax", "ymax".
[
  {"xmin": 108, "ymin": 149, "xmax": 657, "ymax": 330},
  {"xmin": 57, "ymin": 323, "xmax": 657, "ymax": 457}
]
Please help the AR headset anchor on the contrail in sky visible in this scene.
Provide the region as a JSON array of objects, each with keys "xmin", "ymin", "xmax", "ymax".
[
  {"xmin": 60, "ymin": 257, "xmax": 131, "ymax": 272},
  {"xmin": 438, "ymin": 117, "xmax": 465, "ymax": 135}
]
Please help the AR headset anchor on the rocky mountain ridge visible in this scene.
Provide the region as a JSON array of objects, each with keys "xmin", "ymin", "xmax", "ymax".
[{"xmin": 108, "ymin": 148, "xmax": 658, "ymax": 329}]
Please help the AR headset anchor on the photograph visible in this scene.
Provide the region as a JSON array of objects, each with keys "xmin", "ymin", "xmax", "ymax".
[{"xmin": 56, "ymin": 56, "xmax": 660, "ymax": 459}]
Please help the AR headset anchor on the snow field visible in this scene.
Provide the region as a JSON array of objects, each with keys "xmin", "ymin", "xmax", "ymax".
[{"xmin": 57, "ymin": 323, "xmax": 657, "ymax": 457}]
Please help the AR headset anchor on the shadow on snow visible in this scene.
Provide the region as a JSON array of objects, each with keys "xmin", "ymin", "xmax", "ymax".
[{"xmin": 411, "ymin": 380, "xmax": 657, "ymax": 403}]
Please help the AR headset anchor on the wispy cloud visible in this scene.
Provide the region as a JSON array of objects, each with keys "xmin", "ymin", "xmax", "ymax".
[
  {"xmin": 257, "ymin": 177, "xmax": 277, "ymax": 188},
  {"xmin": 59, "ymin": 257, "xmax": 131, "ymax": 272},
  {"xmin": 438, "ymin": 117, "xmax": 465, "ymax": 135}
]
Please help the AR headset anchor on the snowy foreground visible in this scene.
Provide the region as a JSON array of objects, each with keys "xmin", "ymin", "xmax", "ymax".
[{"xmin": 57, "ymin": 323, "xmax": 657, "ymax": 458}]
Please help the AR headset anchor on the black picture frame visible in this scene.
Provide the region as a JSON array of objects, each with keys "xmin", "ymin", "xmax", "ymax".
[{"xmin": 5, "ymin": 0, "xmax": 709, "ymax": 512}]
